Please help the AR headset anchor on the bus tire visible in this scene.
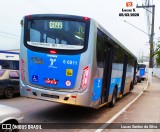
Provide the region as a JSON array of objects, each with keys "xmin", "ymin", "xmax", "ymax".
[
  {"xmin": 4, "ymin": 87, "xmax": 14, "ymax": 99},
  {"xmin": 109, "ymin": 88, "xmax": 117, "ymax": 107}
]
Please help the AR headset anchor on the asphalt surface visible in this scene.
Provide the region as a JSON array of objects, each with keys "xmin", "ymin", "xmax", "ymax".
[{"xmin": 0, "ymin": 80, "xmax": 147, "ymax": 132}]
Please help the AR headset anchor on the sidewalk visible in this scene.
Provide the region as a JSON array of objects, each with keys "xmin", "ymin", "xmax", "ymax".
[{"xmin": 107, "ymin": 76, "xmax": 160, "ymax": 132}]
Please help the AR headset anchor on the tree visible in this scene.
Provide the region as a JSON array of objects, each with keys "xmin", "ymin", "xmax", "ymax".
[{"xmin": 153, "ymin": 44, "xmax": 160, "ymax": 67}]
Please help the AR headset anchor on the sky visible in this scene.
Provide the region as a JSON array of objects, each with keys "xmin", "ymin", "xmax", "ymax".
[{"xmin": 0, "ymin": 0, "xmax": 160, "ymax": 58}]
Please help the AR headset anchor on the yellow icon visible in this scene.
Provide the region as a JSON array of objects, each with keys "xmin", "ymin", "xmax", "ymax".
[{"xmin": 66, "ymin": 69, "xmax": 73, "ymax": 76}]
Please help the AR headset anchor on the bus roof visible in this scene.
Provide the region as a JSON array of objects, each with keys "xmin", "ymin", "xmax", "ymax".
[
  {"xmin": 0, "ymin": 50, "xmax": 19, "ymax": 55},
  {"xmin": 24, "ymin": 14, "xmax": 136, "ymax": 59},
  {"xmin": 95, "ymin": 20, "xmax": 137, "ymax": 59},
  {"xmin": 0, "ymin": 51, "xmax": 19, "ymax": 60}
]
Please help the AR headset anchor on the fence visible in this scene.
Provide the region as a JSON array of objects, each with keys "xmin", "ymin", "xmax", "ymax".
[{"xmin": 153, "ymin": 68, "xmax": 160, "ymax": 78}]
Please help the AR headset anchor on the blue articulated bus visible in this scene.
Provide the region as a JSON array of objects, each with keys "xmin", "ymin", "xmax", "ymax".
[
  {"xmin": 138, "ymin": 63, "xmax": 146, "ymax": 80},
  {"xmin": 20, "ymin": 14, "xmax": 137, "ymax": 109}
]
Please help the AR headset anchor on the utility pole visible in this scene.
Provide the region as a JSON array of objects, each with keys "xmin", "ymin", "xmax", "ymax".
[{"xmin": 136, "ymin": 4, "xmax": 155, "ymax": 68}]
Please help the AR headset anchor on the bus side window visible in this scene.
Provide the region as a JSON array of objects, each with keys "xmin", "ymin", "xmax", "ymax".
[
  {"xmin": 112, "ymin": 47, "xmax": 124, "ymax": 71},
  {"xmin": 96, "ymin": 29, "xmax": 105, "ymax": 68}
]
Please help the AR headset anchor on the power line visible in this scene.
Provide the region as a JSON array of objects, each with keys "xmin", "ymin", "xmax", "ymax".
[
  {"xmin": 0, "ymin": 34, "xmax": 19, "ymax": 40},
  {"xmin": 0, "ymin": 28, "xmax": 20, "ymax": 38},
  {"xmin": 123, "ymin": 20, "xmax": 150, "ymax": 36},
  {"xmin": 0, "ymin": 29, "xmax": 20, "ymax": 40},
  {"xmin": 0, "ymin": 31, "xmax": 19, "ymax": 38}
]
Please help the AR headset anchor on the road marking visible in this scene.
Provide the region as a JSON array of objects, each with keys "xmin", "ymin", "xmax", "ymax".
[
  {"xmin": 95, "ymin": 82, "xmax": 148, "ymax": 132},
  {"xmin": 143, "ymin": 80, "xmax": 148, "ymax": 91}
]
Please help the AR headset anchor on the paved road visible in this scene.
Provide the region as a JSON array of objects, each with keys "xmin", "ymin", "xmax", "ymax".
[{"xmin": 0, "ymin": 81, "xmax": 147, "ymax": 131}]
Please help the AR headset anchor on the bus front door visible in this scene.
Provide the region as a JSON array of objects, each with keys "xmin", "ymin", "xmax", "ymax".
[{"xmin": 121, "ymin": 54, "xmax": 128, "ymax": 95}]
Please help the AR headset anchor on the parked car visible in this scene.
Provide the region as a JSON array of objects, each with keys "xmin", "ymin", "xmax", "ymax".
[
  {"xmin": 0, "ymin": 69, "xmax": 19, "ymax": 99},
  {"xmin": 0, "ymin": 104, "xmax": 23, "ymax": 132}
]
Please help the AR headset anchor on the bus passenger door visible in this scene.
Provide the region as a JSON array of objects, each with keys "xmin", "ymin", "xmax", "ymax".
[
  {"xmin": 120, "ymin": 54, "xmax": 128, "ymax": 95},
  {"xmin": 101, "ymin": 43, "xmax": 113, "ymax": 104}
]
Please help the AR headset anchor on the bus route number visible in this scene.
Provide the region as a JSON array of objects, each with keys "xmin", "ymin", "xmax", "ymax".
[{"xmin": 49, "ymin": 21, "xmax": 63, "ymax": 29}]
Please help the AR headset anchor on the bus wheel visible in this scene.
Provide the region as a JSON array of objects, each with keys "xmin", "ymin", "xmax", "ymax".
[
  {"xmin": 109, "ymin": 88, "xmax": 117, "ymax": 107},
  {"xmin": 4, "ymin": 87, "xmax": 14, "ymax": 99}
]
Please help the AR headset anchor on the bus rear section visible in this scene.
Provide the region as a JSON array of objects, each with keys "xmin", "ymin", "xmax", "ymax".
[
  {"xmin": 138, "ymin": 63, "xmax": 147, "ymax": 80},
  {"xmin": 0, "ymin": 51, "xmax": 19, "ymax": 70},
  {"xmin": 20, "ymin": 14, "xmax": 94, "ymax": 107}
]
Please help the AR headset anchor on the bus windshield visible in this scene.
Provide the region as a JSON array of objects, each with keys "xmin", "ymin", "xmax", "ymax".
[{"xmin": 26, "ymin": 19, "xmax": 86, "ymax": 50}]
